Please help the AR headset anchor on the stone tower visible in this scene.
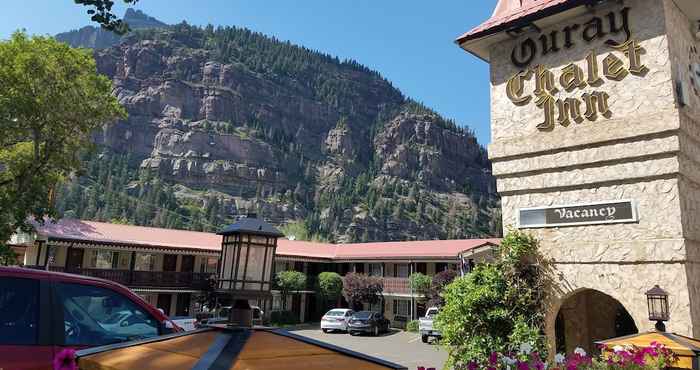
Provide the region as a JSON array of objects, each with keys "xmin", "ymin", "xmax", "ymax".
[{"xmin": 458, "ymin": 0, "xmax": 700, "ymax": 354}]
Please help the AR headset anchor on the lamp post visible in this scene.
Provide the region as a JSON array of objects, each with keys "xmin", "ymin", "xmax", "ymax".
[
  {"xmin": 645, "ymin": 285, "xmax": 670, "ymax": 332},
  {"xmin": 217, "ymin": 213, "xmax": 283, "ymax": 327}
]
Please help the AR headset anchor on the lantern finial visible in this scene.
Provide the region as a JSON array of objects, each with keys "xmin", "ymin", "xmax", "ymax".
[
  {"xmin": 645, "ymin": 285, "xmax": 669, "ymax": 332},
  {"xmin": 217, "ymin": 214, "xmax": 283, "ymax": 327}
]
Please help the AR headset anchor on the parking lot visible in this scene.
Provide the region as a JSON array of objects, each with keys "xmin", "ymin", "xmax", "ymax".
[{"xmin": 291, "ymin": 326, "xmax": 448, "ymax": 370}]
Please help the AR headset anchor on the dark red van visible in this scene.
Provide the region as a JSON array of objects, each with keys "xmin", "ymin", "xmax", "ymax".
[{"xmin": 0, "ymin": 267, "xmax": 180, "ymax": 370}]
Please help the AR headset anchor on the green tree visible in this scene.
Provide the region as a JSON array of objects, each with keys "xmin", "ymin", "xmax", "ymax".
[
  {"xmin": 279, "ymin": 220, "xmax": 311, "ymax": 241},
  {"xmin": 0, "ymin": 245, "xmax": 18, "ymax": 266},
  {"xmin": 341, "ymin": 273, "xmax": 383, "ymax": 309},
  {"xmin": 408, "ymin": 272, "xmax": 432, "ymax": 302},
  {"xmin": 0, "ymin": 32, "xmax": 125, "ymax": 259},
  {"xmin": 317, "ymin": 271, "xmax": 343, "ymax": 307},
  {"xmin": 435, "ymin": 230, "xmax": 548, "ymax": 368},
  {"xmin": 75, "ymin": 0, "xmax": 141, "ymax": 34},
  {"xmin": 275, "ymin": 270, "xmax": 307, "ymax": 310}
]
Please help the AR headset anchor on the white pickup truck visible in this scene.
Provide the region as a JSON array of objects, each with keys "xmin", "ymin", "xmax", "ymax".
[{"xmin": 418, "ymin": 307, "xmax": 441, "ymax": 343}]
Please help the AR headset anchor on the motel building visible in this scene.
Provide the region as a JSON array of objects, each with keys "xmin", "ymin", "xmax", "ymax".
[
  {"xmin": 10, "ymin": 218, "xmax": 497, "ymax": 327},
  {"xmin": 456, "ymin": 0, "xmax": 700, "ymax": 355}
]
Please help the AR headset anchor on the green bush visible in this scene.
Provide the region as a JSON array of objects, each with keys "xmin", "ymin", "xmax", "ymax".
[
  {"xmin": 406, "ymin": 320, "xmax": 419, "ymax": 332},
  {"xmin": 408, "ymin": 272, "xmax": 431, "ymax": 300},
  {"xmin": 318, "ymin": 272, "xmax": 343, "ymax": 300},
  {"xmin": 275, "ymin": 270, "xmax": 307, "ymax": 310},
  {"xmin": 270, "ymin": 310, "xmax": 299, "ymax": 326},
  {"xmin": 435, "ymin": 229, "xmax": 548, "ymax": 369}
]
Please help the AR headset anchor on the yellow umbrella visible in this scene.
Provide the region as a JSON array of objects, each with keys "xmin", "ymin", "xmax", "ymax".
[
  {"xmin": 76, "ymin": 326, "xmax": 407, "ymax": 370},
  {"xmin": 596, "ymin": 331, "xmax": 700, "ymax": 369}
]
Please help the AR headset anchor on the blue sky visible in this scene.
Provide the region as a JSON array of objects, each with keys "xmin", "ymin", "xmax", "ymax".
[{"xmin": 0, "ymin": 1, "xmax": 496, "ymax": 145}]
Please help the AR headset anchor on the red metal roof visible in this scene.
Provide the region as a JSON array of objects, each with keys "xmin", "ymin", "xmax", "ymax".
[
  {"xmin": 334, "ymin": 239, "xmax": 500, "ymax": 260},
  {"xmin": 456, "ymin": 0, "xmax": 585, "ymax": 44},
  {"xmin": 32, "ymin": 219, "xmax": 498, "ymax": 260}
]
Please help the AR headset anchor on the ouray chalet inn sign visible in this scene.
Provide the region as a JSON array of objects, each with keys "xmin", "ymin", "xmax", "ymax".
[{"xmin": 506, "ymin": 7, "xmax": 648, "ymax": 131}]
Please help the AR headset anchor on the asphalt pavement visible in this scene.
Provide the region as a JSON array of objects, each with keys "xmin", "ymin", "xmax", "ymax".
[{"xmin": 290, "ymin": 326, "xmax": 447, "ymax": 370}]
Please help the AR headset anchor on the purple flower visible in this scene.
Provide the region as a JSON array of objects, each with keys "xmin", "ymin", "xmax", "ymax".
[
  {"xmin": 53, "ymin": 348, "xmax": 77, "ymax": 370},
  {"xmin": 516, "ymin": 360, "xmax": 530, "ymax": 370},
  {"xmin": 467, "ymin": 361, "xmax": 479, "ymax": 370},
  {"xmin": 489, "ymin": 352, "xmax": 499, "ymax": 365}
]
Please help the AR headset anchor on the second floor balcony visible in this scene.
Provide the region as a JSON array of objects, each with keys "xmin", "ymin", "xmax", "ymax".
[{"xmin": 33, "ymin": 266, "xmax": 213, "ymax": 290}]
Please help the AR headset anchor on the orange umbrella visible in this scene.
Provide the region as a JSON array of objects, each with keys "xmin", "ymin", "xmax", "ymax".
[{"xmin": 76, "ymin": 326, "xmax": 407, "ymax": 370}]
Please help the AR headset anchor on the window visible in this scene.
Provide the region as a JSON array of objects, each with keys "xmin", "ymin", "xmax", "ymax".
[
  {"xmin": 0, "ymin": 277, "xmax": 39, "ymax": 345},
  {"xmin": 272, "ymin": 295, "xmax": 283, "ymax": 310},
  {"xmin": 200, "ymin": 257, "xmax": 218, "ymax": 273},
  {"xmin": 369, "ymin": 263, "xmax": 383, "ymax": 277},
  {"xmin": 134, "ymin": 253, "xmax": 155, "ymax": 271},
  {"xmin": 274, "ymin": 261, "xmax": 287, "ymax": 275},
  {"xmin": 55, "ymin": 282, "xmax": 159, "ymax": 346},
  {"xmin": 93, "ymin": 250, "xmax": 117, "ymax": 269},
  {"xmin": 47, "ymin": 246, "xmax": 58, "ymax": 266},
  {"xmin": 393, "ymin": 299, "xmax": 410, "ymax": 317},
  {"xmin": 435, "ymin": 262, "xmax": 448, "ymax": 272},
  {"xmin": 394, "ymin": 264, "xmax": 409, "ymax": 278}
]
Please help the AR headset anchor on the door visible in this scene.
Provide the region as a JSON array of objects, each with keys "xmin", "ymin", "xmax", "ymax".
[
  {"xmin": 65, "ymin": 248, "xmax": 84, "ymax": 272},
  {"xmin": 180, "ymin": 255, "xmax": 195, "ymax": 273},
  {"xmin": 163, "ymin": 254, "xmax": 177, "ymax": 272},
  {"xmin": 292, "ymin": 295, "xmax": 301, "ymax": 320},
  {"xmin": 157, "ymin": 293, "xmax": 173, "ymax": 316},
  {"xmin": 175, "ymin": 293, "xmax": 191, "ymax": 317},
  {"xmin": 0, "ymin": 276, "xmax": 53, "ymax": 370}
]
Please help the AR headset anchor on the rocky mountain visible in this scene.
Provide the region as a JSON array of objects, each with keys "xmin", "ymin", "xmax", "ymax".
[
  {"xmin": 54, "ymin": 14, "xmax": 501, "ymax": 242},
  {"xmin": 56, "ymin": 9, "xmax": 167, "ymax": 49}
]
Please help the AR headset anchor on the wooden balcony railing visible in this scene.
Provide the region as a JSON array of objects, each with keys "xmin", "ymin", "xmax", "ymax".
[
  {"xmin": 30, "ymin": 266, "xmax": 213, "ymax": 289},
  {"xmin": 381, "ymin": 277, "xmax": 411, "ymax": 295}
]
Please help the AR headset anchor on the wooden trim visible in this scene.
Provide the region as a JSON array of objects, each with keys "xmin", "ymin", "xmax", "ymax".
[
  {"xmin": 75, "ymin": 328, "xmax": 213, "ymax": 358},
  {"xmin": 191, "ymin": 329, "xmax": 251, "ymax": 370},
  {"xmin": 267, "ymin": 328, "xmax": 407, "ymax": 369}
]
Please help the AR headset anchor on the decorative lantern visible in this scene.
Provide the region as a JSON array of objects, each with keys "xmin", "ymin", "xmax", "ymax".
[
  {"xmin": 217, "ymin": 213, "xmax": 283, "ymax": 327},
  {"xmin": 645, "ymin": 285, "xmax": 670, "ymax": 331}
]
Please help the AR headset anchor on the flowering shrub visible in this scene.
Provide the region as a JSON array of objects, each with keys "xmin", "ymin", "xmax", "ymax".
[
  {"xmin": 427, "ymin": 341, "xmax": 679, "ymax": 370},
  {"xmin": 53, "ymin": 348, "xmax": 77, "ymax": 370},
  {"xmin": 435, "ymin": 230, "xmax": 549, "ymax": 368}
]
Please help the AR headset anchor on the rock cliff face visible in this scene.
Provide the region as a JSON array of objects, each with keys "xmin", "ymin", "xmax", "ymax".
[
  {"xmin": 55, "ymin": 17, "xmax": 500, "ymax": 241},
  {"xmin": 56, "ymin": 9, "xmax": 167, "ymax": 49}
]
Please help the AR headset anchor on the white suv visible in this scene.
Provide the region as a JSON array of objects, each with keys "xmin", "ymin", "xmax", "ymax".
[{"xmin": 321, "ymin": 308, "xmax": 354, "ymax": 333}]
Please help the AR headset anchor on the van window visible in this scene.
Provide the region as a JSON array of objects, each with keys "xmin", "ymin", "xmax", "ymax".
[
  {"xmin": 55, "ymin": 282, "xmax": 159, "ymax": 346},
  {"xmin": 0, "ymin": 277, "xmax": 39, "ymax": 345}
]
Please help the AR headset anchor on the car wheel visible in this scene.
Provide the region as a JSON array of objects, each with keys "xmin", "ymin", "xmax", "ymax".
[
  {"xmin": 322, "ymin": 329, "xmax": 329, "ymax": 333},
  {"xmin": 421, "ymin": 335, "xmax": 429, "ymax": 343},
  {"xmin": 373, "ymin": 326, "xmax": 379, "ymax": 336}
]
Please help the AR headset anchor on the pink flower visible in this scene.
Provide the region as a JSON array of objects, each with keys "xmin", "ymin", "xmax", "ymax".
[{"xmin": 53, "ymin": 348, "xmax": 77, "ymax": 370}]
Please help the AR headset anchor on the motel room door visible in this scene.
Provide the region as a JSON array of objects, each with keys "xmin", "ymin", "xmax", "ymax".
[
  {"xmin": 157, "ymin": 294, "xmax": 172, "ymax": 316},
  {"xmin": 163, "ymin": 254, "xmax": 177, "ymax": 271},
  {"xmin": 65, "ymin": 248, "xmax": 84, "ymax": 273},
  {"xmin": 180, "ymin": 255, "xmax": 195, "ymax": 273}
]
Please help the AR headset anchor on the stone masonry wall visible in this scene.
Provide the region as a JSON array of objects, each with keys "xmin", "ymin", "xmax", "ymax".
[
  {"xmin": 485, "ymin": 0, "xmax": 699, "ymax": 349},
  {"xmin": 664, "ymin": 0, "xmax": 700, "ymax": 338}
]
